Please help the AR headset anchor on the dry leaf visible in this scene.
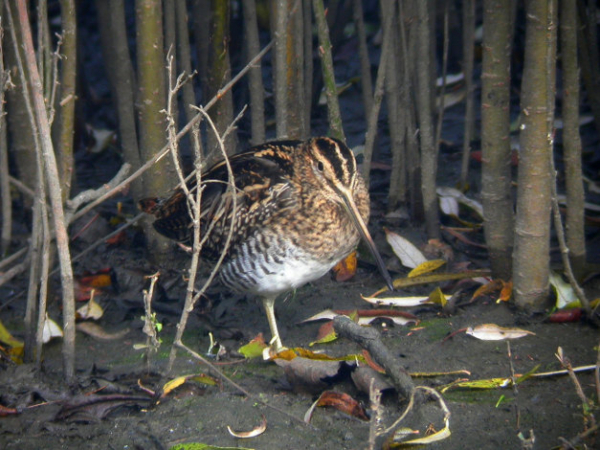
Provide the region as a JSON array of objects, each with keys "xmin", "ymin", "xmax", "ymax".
[
  {"xmin": 466, "ymin": 324, "xmax": 535, "ymax": 341},
  {"xmin": 227, "ymin": 415, "xmax": 267, "ymax": 439},
  {"xmin": 43, "ymin": 314, "xmax": 63, "ymax": 343},
  {"xmin": 238, "ymin": 334, "xmax": 268, "ymax": 358},
  {"xmin": 437, "ymin": 187, "xmax": 483, "ymax": 218},
  {"xmin": 332, "ymin": 251, "xmax": 357, "ymax": 282},
  {"xmin": 384, "ymin": 228, "xmax": 428, "ymax": 269},
  {"xmin": 302, "ymin": 309, "xmax": 418, "ymax": 326},
  {"xmin": 361, "ymin": 294, "xmax": 431, "ymax": 307},
  {"xmin": 161, "ymin": 373, "xmax": 218, "ymax": 398},
  {"xmin": 76, "ymin": 322, "xmax": 129, "ymax": 340},
  {"xmin": 408, "ymin": 259, "xmax": 446, "ymax": 278},
  {"xmin": 77, "ymin": 295, "xmax": 104, "ymax": 320},
  {"xmin": 315, "ymin": 391, "xmax": 369, "ymax": 421}
]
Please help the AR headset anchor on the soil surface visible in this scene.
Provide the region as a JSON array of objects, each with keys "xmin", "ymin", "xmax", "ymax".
[{"xmin": 1, "ymin": 228, "xmax": 599, "ymax": 449}]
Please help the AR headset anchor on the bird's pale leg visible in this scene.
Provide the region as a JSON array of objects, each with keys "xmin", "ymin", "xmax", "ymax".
[{"xmin": 262, "ymin": 296, "xmax": 283, "ymax": 350}]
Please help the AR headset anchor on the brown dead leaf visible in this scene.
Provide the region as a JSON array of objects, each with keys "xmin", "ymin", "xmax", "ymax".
[
  {"xmin": 498, "ymin": 280, "xmax": 513, "ymax": 302},
  {"xmin": 315, "ymin": 391, "xmax": 369, "ymax": 421},
  {"xmin": 470, "ymin": 279, "xmax": 512, "ymax": 303},
  {"xmin": 470, "ymin": 279, "xmax": 504, "ymax": 302},
  {"xmin": 315, "ymin": 321, "xmax": 336, "ymax": 342},
  {"xmin": 423, "ymin": 239, "xmax": 455, "ymax": 261},
  {"xmin": 362, "ymin": 350, "xmax": 386, "ymax": 374}
]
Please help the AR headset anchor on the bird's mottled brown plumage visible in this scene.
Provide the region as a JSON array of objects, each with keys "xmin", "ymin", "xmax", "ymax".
[{"xmin": 140, "ymin": 137, "xmax": 391, "ymax": 349}]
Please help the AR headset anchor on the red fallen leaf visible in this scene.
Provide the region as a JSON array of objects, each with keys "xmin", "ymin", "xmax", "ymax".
[
  {"xmin": 332, "ymin": 251, "xmax": 357, "ymax": 282},
  {"xmin": 316, "ymin": 320, "xmax": 335, "ymax": 341},
  {"xmin": 74, "ymin": 284, "xmax": 95, "ymax": 302},
  {"xmin": 0, "ymin": 404, "xmax": 19, "ymax": 417},
  {"xmin": 105, "ymin": 230, "xmax": 127, "ymax": 246},
  {"xmin": 548, "ymin": 308, "xmax": 583, "ymax": 323},
  {"xmin": 316, "ymin": 391, "xmax": 369, "ymax": 421},
  {"xmin": 74, "ymin": 268, "xmax": 117, "ymax": 301},
  {"xmin": 471, "ymin": 149, "xmax": 519, "ymax": 166},
  {"xmin": 362, "ymin": 350, "xmax": 385, "ymax": 374}
]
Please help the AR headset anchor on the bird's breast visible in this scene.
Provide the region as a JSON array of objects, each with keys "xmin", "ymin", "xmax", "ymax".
[{"xmin": 218, "ymin": 226, "xmax": 359, "ymax": 297}]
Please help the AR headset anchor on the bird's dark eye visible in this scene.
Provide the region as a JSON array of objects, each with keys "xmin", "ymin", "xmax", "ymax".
[{"xmin": 317, "ymin": 161, "xmax": 325, "ymax": 172}]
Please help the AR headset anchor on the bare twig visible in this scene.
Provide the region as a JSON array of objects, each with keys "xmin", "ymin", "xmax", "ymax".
[
  {"xmin": 556, "ymin": 346, "xmax": 597, "ymax": 438},
  {"xmin": 368, "ymin": 378, "xmax": 383, "ymax": 450},
  {"xmin": 69, "ymin": 214, "xmax": 145, "ymax": 267},
  {"xmin": 65, "ymin": 163, "xmax": 132, "ymax": 222},
  {"xmin": 550, "ymin": 166, "xmax": 591, "ymax": 313},
  {"xmin": 507, "ymin": 341, "xmax": 521, "ymax": 429},
  {"xmin": 0, "ymin": 247, "xmax": 27, "ymax": 272},
  {"xmin": 382, "ymin": 385, "xmax": 450, "ymax": 438},
  {"xmin": 141, "ymin": 272, "xmax": 161, "ymax": 372},
  {"xmin": 174, "ymin": 340, "xmax": 309, "ymax": 426},
  {"xmin": 167, "ymin": 106, "xmax": 238, "ymax": 373},
  {"xmin": 69, "ymin": 38, "xmax": 274, "ymax": 226},
  {"xmin": 8, "ymin": 176, "xmax": 35, "ymax": 198},
  {"xmin": 0, "ymin": 253, "xmax": 30, "ymax": 288},
  {"xmin": 34, "ymin": 172, "xmax": 51, "ymax": 369}
]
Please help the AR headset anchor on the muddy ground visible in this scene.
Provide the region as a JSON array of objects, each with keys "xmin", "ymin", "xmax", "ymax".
[{"xmin": 1, "ymin": 214, "xmax": 599, "ymax": 450}]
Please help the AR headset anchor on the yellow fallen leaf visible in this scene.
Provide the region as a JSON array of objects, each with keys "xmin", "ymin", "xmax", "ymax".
[
  {"xmin": 408, "ymin": 259, "xmax": 446, "ymax": 278},
  {"xmin": 238, "ymin": 334, "xmax": 268, "ymax": 359},
  {"xmin": 0, "ymin": 319, "xmax": 24, "ymax": 350},
  {"xmin": 162, "ymin": 373, "xmax": 218, "ymax": 397},
  {"xmin": 428, "ymin": 287, "xmax": 447, "ymax": 306}
]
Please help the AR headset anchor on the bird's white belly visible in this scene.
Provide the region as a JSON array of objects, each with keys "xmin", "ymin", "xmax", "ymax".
[{"xmin": 218, "ymin": 240, "xmax": 343, "ymax": 297}]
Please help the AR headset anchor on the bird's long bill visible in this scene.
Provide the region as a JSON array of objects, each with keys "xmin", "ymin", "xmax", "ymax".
[{"xmin": 338, "ymin": 188, "xmax": 395, "ymax": 291}]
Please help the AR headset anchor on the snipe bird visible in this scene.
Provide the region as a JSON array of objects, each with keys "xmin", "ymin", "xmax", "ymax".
[{"xmin": 140, "ymin": 137, "xmax": 393, "ymax": 349}]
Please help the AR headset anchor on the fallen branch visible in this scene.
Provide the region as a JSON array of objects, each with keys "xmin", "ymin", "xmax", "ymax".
[{"xmin": 333, "ymin": 315, "xmax": 415, "ymax": 400}]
